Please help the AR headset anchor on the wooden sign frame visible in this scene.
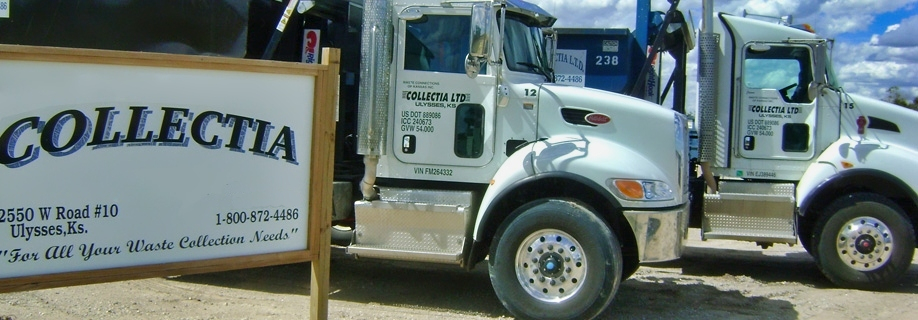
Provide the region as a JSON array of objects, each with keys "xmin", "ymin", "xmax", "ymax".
[{"xmin": 0, "ymin": 45, "xmax": 338, "ymax": 318}]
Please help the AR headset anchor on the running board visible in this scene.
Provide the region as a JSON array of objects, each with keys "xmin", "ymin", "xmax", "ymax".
[
  {"xmin": 702, "ymin": 181, "xmax": 797, "ymax": 244},
  {"xmin": 346, "ymin": 246, "xmax": 462, "ymax": 264},
  {"xmin": 347, "ymin": 188, "xmax": 472, "ymax": 265}
]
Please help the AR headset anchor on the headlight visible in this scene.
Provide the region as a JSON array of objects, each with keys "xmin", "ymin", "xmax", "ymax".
[{"xmin": 609, "ymin": 179, "xmax": 674, "ymax": 201}]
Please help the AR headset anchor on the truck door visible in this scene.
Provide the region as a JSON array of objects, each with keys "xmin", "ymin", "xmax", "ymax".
[
  {"xmin": 393, "ymin": 11, "xmax": 496, "ymax": 167},
  {"xmin": 737, "ymin": 44, "xmax": 817, "ymax": 160}
]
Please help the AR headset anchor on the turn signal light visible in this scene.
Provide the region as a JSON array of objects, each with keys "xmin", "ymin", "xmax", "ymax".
[{"xmin": 613, "ymin": 180, "xmax": 645, "ymax": 199}]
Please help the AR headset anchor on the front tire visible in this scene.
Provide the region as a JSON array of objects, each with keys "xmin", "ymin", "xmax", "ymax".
[
  {"xmin": 489, "ymin": 199, "xmax": 622, "ymax": 320},
  {"xmin": 813, "ymin": 193, "xmax": 915, "ymax": 290}
]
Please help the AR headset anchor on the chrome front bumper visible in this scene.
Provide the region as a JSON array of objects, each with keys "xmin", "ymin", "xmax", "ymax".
[{"xmin": 623, "ymin": 203, "xmax": 690, "ymax": 263}]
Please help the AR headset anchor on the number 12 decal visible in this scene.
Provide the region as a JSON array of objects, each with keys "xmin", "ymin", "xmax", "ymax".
[{"xmin": 524, "ymin": 88, "xmax": 537, "ymax": 97}]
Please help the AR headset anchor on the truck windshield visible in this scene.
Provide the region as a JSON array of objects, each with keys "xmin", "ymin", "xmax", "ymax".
[{"xmin": 503, "ymin": 14, "xmax": 551, "ymax": 80}]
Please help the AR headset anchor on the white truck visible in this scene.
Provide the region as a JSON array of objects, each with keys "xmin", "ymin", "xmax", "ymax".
[
  {"xmin": 557, "ymin": 0, "xmax": 918, "ymax": 292},
  {"xmin": 691, "ymin": 0, "xmax": 917, "ymax": 290},
  {"xmin": 311, "ymin": 0, "xmax": 689, "ymax": 318},
  {"xmin": 2, "ymin": 0, "xmax": 686, "ymax": 318}
]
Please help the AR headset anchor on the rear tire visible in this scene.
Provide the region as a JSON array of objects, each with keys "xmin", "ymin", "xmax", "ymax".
[
  {"xmin": 331, "ymin": 224, "xmax": 354, "ymax": 246},
  {"xmin": 489, "ymin": 199, "xmax": 621, "ymax": 320},
  {"xmin": 813, "ymin": 193, "xmax": 915, "ymax": 290}
]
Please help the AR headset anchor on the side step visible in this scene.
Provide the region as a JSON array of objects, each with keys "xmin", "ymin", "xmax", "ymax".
[
  {"xmin": 347, "ymin": 188, "xmax": 472, "ymax": 265},
  {"xmin": 702, "ymin": 181, "xmax": 797, "ymax": 244}
]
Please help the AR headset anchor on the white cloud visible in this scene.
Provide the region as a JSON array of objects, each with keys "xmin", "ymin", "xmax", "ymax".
[
  {"xmin": 808, "ymin": 0, "xmax": 916, "ymax": 36},
  {"xmin": 742, "ymin": 0, "xmax": 813, "ymax": 18},
  {"xmin": 532, "ymin": 0, "xmax": 636, "ymax": 28},
  {"xmin": 839, "ymin": 61, "xmax": 913, "ymax": 83},
  {"xmin": 876, "ymin": 15, "xmax": 918, "ymax": 47},
  {"xmin": 531, "ymin": 0, "xmax": 689, "ymax": 29},
  {"xmin": 832, "ymin": 41, "xmax": 918, "ymax": 97}
]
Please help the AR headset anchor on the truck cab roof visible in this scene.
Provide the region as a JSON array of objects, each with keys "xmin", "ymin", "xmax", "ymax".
[{"xmin": 505, "ymin": 0, "xmax": 556, "ymax": 27}]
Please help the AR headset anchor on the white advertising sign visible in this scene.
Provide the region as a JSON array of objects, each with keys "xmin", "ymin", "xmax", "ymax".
[
  {"xmin": 0, "ymin": 0, "xmax": 9, "ymax": 19},
  {"xmin": 602, "ymin": 40, "xmax": 619, "ymax": 53},
  {"xmin": 302, "ymin": 29, "xmax": 321, "ymax": 63},
  {"xmin": 554, "ymin": 49, "xmax": 587, "ymax": 87},
  {"xmin": 0, "ymin": 54, "xmax": 313, "ymax": 278}
]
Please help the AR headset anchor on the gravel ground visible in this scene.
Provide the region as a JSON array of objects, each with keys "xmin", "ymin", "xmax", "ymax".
[{"xmin": 2, "ymin": 228, "xmax": 917, "ymax": 319}]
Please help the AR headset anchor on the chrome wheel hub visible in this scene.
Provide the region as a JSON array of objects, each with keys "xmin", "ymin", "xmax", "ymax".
[
  {"xmin": 835, "ymin": 216, "xmax": 893, "ymax": 271},
  {"xmin": 515, "ymin": 229, "xmax": 587, "ymax": 302}
]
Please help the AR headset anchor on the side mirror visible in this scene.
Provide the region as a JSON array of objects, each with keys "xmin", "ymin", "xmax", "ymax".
[
  {"xmin": 465, "ymin": 54, "xmax": 483, "ymax": 78},
  {"xmin": 812, "ymin": 41, "xmax": 828, "ymax": 86},
  {"xmin": 807, "ymin": 81, "xmax": 821, "ymax": 101},
  {"xmin": 467, "ymin": 2, "xmax": 493, "ymax": 78},
  {"xmin": 542, "ymin": 28, "xmax": 556, "ymax": 72},
  {"xmin": 809, "ymin": 40, "xmax": 829, "ymax": 101}
]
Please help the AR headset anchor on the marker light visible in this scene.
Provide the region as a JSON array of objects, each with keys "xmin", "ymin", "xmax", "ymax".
[
  {"xmin": 802, "ymin": 24, "xmax": 815, "ymax": 33},
  {"xmin": 791, "ymin": 23, "xmax": 816, "ymax": 33}
]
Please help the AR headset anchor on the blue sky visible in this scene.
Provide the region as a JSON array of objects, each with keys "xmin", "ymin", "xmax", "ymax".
[
  {"xmin": 529, "ymin": 0, "xmax": 918, "ymax": 108},
  {"xmin": 859, "ymin": 6, "xmax": 918, "ymax": 43}
]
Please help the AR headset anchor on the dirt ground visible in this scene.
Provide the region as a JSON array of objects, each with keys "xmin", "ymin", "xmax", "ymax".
[{"xmin": 2, "ymin": 228, "xmax": 917, "ymax": 319}]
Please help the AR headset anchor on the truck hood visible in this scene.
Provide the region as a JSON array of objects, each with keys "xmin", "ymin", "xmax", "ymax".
[
  {"xmin": 539, "ymin": 83, "xmax": 674, "ymax": 136},
  {"xmin": 847, "ymin": 92, "xmax": 918, "ymax": 145},
  {"xmin": 535, "ymin": 83, "xmax": 687, "ymax": 207},
  {"xmin": 539, "ymin": 83, "xmax": 673, "ymax": 115}
]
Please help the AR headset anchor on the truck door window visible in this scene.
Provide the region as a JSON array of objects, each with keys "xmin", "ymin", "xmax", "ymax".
[
  {"xmin": 455, "ymin": 103, "xmax": 484, "ymax": 158},
  {"xmin": 503, "ymin": 15, "xmax": 549, "ymax": 75},
  {"xmin": 739, "ymin": 44, "xmax": 816, "ymax": 158},
  {"xmin": 782, "ymin": 123, "xmax": 809, "ymax": 152},
  {"xmin": 404, "ymin": 15, "xmax": 470, "ymax": 74},
  {"xmin": 743, "ymin": 46, "xmax": 814, "ymax": 104}
]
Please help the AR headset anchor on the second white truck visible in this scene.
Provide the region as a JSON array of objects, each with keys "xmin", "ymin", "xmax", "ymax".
[{"xmin": 557, "ymin": 0, "xmax": 918, "ymax": 293}]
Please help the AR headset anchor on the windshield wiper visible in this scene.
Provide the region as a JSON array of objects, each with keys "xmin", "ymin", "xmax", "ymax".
[{"xmin": 517, "ymin": 62, "xmax": 552, "ymax": 82}]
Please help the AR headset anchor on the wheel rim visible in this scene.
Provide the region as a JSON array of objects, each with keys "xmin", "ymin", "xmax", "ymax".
[
  {"xmin": 835, "ymin": 216, "xmax": 894, "ymax": 271},
  {"xmin": 514, "ymin": 229, "xmax": 587, "ymax": 302}
]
